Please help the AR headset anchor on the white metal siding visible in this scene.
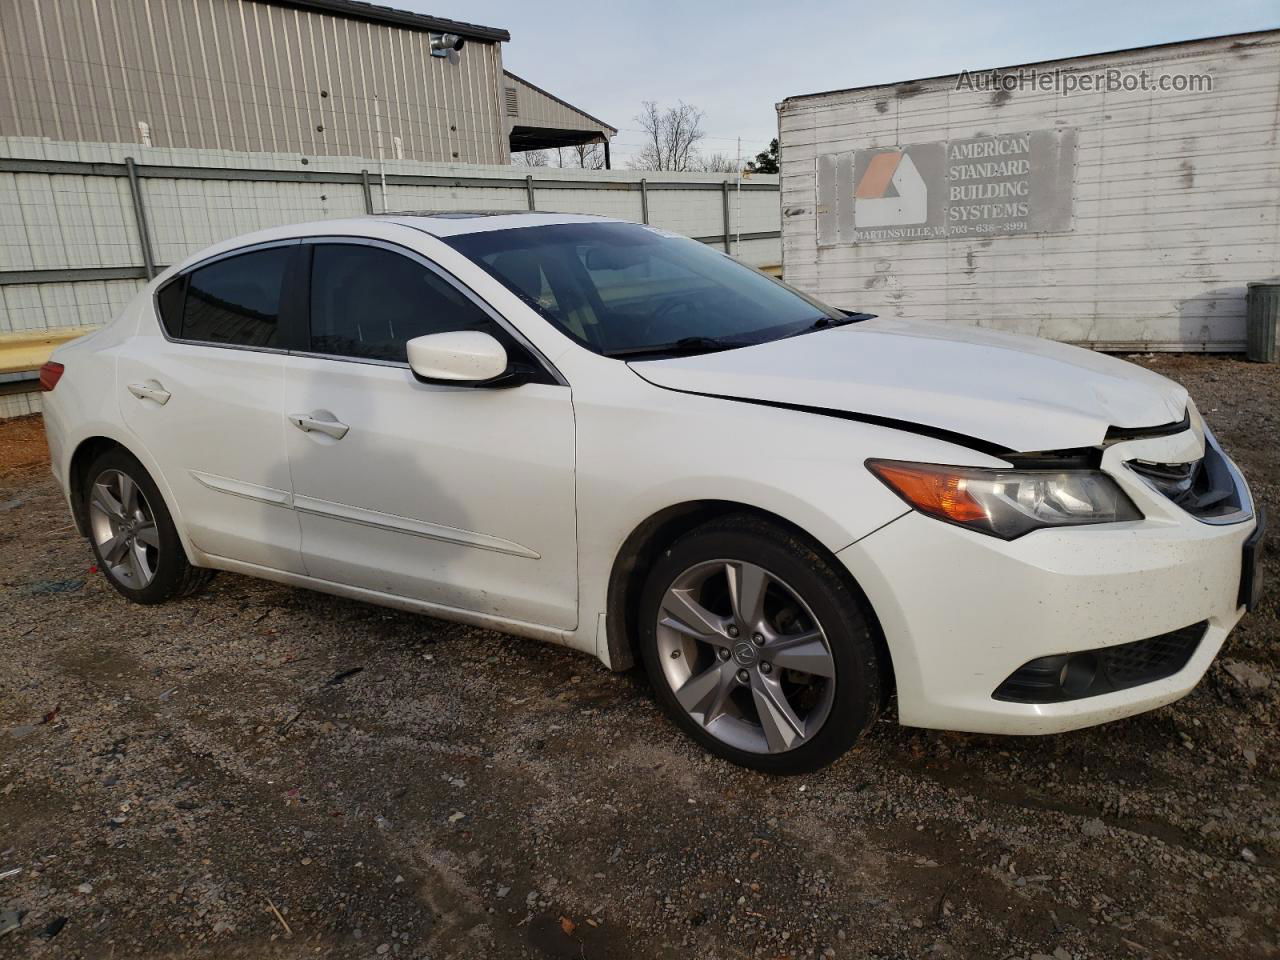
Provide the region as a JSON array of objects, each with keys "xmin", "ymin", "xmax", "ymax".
[{"xmin": 779, "ymin": 32, "xmax": 1280, "ymax": 350}]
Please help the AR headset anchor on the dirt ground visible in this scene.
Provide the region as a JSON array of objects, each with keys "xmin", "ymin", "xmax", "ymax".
[{"xmin": 1, "ymin": 354, "xmax": 1276, "ymax": 960}]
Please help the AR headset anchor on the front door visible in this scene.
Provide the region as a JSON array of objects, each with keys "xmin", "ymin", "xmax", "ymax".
[
  {"xmin": 118, "ymin": 242, "xmax": 305, "ymax": 574},
  {"xmin": 282, "ymin": 240, "xmax": 578, "ymax": 630}
]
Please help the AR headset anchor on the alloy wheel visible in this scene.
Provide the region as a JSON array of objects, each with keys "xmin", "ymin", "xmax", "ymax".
[
  {"xmin": 88, "ymin": 469, "xmax": 160, "ymax": 589},
  {"xmin": 655, "ymin": 559, "xmax": 837, "ymax": 754}
]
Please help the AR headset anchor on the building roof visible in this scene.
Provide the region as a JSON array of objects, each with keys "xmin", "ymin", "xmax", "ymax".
[
  {"xmin": 257, "ymin": 0, "xmax": 510, "ymax": 42},
  {"xmin": 781, "ymin": 28, "xmax": 1277, "ymax": 104},
  {"xmin": 504, "ymin": 71, "xmax": 617, "ymax": 136}
]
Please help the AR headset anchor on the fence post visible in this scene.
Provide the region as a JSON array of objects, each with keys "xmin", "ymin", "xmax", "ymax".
[
  {"xmin": 640, "ymin": 178, "xmax": 649, "ymax": 223},
  {"xmin": 721, "ymin": 180, "xmax": 732, "ymax": 253},
  {"xmin": 123, "ymin": 157, "xmax": 156, "ymax": 280},
  {"xmin": 360, "ymin": 169, "xmax": 374, "ymax": 214},
  {"xmin": 525, "ymin": 175, "xmax": 536, "ymax": 211}
]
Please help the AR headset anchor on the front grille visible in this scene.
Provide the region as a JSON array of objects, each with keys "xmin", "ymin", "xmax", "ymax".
[
  {"xmin": 993, "ymin": 621, "xmax": 1207, "ymax": 703},
  {"xmin": 1127, "ymin": 431, "xmax": 1247, "ymax": 522}
]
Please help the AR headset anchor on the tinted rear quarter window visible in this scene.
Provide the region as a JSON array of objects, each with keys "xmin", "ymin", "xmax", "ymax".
[
  {"xmin": 182, "ymin": 247, "xmax": 291, "ymax": 347},
  {"xmin": 154, "ymin": 276, "xmax": 185, "ymax": 338}
]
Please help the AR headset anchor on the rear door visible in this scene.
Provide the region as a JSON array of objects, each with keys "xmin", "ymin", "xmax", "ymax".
[
  {"xmin": 281, "ymin": 238, "xmax": 578, "ymax": 630},
  {"xmin": 118, "ymin": 242, "xmax": 306, "ymax": 573}
]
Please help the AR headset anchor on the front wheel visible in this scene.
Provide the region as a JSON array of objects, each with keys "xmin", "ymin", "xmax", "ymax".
[
  {"xmin": 83, "ymin": 448, "xmax": 215, "ymax": 604},
  {"xmin": 638, "ymin": 516, "xmax": 883, "ymax": 774}
]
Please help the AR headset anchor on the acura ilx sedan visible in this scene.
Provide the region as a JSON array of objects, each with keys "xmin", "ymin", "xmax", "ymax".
[{"xmin": 40, "ymin": 213, "xmax": 1264, "ymax": 773}]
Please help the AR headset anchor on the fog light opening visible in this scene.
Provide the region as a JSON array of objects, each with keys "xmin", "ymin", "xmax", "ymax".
[
  {"xmin": 992, "ymin": 623, "xmax": 1207, "ymax": 704},
  {"xmin": 1060, "ymin": 653, "xmax": 1098, "ymax": 698}
]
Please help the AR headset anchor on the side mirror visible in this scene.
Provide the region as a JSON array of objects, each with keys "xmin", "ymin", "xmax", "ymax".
[{"xmin": 406, "ymin": 331, "xmax": 527, "ymax": 388}]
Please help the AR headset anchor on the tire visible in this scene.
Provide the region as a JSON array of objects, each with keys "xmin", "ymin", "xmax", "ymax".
[
  {"xmin": 82, "ymin": 447, "xmax": 215, "ymax": 604},
  {"xmin": 638, "ymin": 515, "xmax": 881, "ymax": 774}
]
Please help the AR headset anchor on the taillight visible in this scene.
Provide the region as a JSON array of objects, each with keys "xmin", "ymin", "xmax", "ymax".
[{"xmin": 39, "ymin": 361, "xmax": 64, "ymax": 391}]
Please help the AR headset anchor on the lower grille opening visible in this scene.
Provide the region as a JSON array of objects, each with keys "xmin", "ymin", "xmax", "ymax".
[{"xmin": 993, "ymin": 621, "xmax": 1207, "ymax": 704}]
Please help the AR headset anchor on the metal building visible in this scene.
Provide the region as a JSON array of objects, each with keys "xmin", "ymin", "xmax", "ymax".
[
  {"xmin": 779, "ymin": 30, "xmax": 1280, "ymax": 351},
  {"xmin": 0, "ymin": 0, "xmax": 615, "ymax": 166}
]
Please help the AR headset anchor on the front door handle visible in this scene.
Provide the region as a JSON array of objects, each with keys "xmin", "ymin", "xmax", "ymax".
[
  {"xmin": 288, "ymin": 412, "xmax": 350, "ymax": 440},
  {"xmin": 128, "ymin": 381, "xmax": 171, "ymax": 405}
]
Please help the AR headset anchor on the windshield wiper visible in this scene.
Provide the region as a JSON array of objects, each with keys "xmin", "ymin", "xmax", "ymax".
[
  {"xmin": 808, "ymin": 311, "xmax": 875, "ymax": 330},
  {"xmin": 605, "ymin": 336, "xmax": 745, "ymax": 359}
]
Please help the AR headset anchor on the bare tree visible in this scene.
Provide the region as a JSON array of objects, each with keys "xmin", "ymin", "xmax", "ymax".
[
  {"xmin": 511, "ymin": 149, "xmax": 550, "ymax": 167},
  {"xmin": 555, "ymin": 142, "xmax": 607, "ymax": 170},
  {"xmin": 697, "ymin": 152, "xmax": 739, "ymax": 173},
  {"xmin": 629, "ymin": 100, "xmax": 706, "ymax": 171}
]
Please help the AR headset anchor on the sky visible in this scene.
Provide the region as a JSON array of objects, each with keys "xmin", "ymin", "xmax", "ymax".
[{"xmin": 402, "ymin": 0, "xmax": 1277, "ymax": 166}]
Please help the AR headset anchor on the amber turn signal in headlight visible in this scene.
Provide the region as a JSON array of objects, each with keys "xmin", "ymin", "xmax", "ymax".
[{"xmin": 866, "ymin": 460, "xmax": 1143, "ymax": 539}]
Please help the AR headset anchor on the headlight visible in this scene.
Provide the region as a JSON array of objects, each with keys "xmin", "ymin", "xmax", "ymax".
[{"xmin": 866, "ymin": 460, "xmax": 1143, "ymax": 539}]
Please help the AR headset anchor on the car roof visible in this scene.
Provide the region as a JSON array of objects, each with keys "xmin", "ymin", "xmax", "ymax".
[
  {"xmin": 380, "ymin": 211, "xmax": 623, "ymax": 237},
  {"xmin": 159, "ymin": 212, "xmax": 631, "ymax": 281}
]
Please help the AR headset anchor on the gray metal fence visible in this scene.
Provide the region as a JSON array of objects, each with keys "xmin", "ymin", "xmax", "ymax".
[
  {"xmin": 0, "ymin": 154, "xmax": 783, "ymax": 290},
  {"xmin": 0, "ymin": 138, "xmax": 781, "ymax": 417}
]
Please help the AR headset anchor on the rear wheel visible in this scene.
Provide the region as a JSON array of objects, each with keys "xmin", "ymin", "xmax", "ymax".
[
  {"xmin": 638, "ymin": 516, "xmax": 882, "ymax": 774},
  {"xmin": 83, "ymin": 448, "xmax": 215, "ymax": 603}
]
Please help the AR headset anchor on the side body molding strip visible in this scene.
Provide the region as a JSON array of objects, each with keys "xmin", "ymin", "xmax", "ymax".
[
  {"xmin": 189, "ymin": 471, "xmax": 540, "ymax": 560},
  {"xmin": 291, "ymin": 494, "xmax": 541, "ymax": 558},
  {"xmin": 191, "ymin": 470, "xmax": 292, "ymax": 505}
]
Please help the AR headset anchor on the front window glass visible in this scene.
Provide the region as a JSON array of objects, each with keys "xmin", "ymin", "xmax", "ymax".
[
  {"xmin": 445, "ymin": 222, "xmax": 845, "ymax": 357},
  {"xmin": 308, "ymin": 244, "xmax": 496, "ymax": 362}
]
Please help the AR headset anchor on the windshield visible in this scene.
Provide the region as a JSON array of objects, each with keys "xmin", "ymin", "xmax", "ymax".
[{"xmin": 444, "ymin": 221, "xmax": 847, "ymax": 357}]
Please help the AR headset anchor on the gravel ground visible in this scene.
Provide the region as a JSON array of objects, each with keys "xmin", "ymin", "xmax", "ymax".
[{"xmin": 0, "ymin": 353, "xmax": 1277, "ymax": 960}]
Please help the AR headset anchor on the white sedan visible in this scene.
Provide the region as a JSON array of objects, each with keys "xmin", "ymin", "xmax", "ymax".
[{"xmin": 39, "ymin": 213, "xmax": 1264, "ymax": 773}]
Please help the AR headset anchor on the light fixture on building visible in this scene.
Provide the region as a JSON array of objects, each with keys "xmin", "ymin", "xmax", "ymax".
[{"xmin": 429, "ymin": 33, "xmax": 464, "ymax": 57}]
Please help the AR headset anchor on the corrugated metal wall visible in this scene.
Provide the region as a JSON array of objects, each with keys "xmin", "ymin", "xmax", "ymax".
[
  {"xmin": 779, "ymin": 32, "xmax": 1280, "ymax": 350},
  {"xmin": 0, "ymin": 0, "xmax": 510, "ymax": 165}
]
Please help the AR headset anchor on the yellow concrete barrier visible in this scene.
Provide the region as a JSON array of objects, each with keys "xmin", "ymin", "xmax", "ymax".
[{"xmin": 0, "ymin": 326, "xmax": 97, "ymax": 375}]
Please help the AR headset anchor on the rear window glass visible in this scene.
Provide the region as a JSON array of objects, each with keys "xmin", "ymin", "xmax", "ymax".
[{"xmin": 181, "ymin": 247, "xmax": 290, "ymax": 347}]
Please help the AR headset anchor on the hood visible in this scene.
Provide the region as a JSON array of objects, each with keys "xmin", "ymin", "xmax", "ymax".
[{"xmin": 628, "ymin": 318, "xmax": 1188, "ymax": 453}]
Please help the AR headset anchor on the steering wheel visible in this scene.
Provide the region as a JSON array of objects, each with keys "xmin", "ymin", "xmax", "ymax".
[{"xmin": 638, "ymin": 298, "xmax": 700, "ymax": 343}]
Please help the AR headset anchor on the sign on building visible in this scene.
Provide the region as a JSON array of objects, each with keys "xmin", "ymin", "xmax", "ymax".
[{"xmin": 816, "ymin": 129, "xmax": 1076, "ymax": 245}]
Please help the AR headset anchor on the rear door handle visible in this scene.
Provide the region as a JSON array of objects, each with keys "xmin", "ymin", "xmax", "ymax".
[
  {"xmin": 288, "ymin": 412, "xmax": 350, "ymax": 440},
  {"xmin": 128, "ymin": 381, "xmax": 171, "ymax": 405}
]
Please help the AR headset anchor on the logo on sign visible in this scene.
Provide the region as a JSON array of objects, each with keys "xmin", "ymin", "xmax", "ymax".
[
  {"xmin": 852, "ymin": 151, "xmax": 928, "ymax": 228},
  {"xmin": 817, "ymin": 128, "xmax": 1076, "ymax": 246}
]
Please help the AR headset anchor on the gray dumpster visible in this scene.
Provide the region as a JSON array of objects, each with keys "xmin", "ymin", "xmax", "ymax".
[{"xmin": 1246, "ymin": 283, "xmax": 1279, "ymax": 363}]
